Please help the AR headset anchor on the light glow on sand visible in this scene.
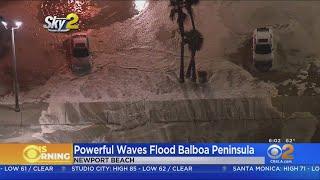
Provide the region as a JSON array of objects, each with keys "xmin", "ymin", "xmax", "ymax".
[{"xmin": 134, "ymin": 0, "xmax": 149, "ymax": 12}]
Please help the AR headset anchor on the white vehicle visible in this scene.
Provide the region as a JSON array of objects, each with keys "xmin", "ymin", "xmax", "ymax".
[
  {"xmin": 252, "ymin": 27, "xmax": 274, "ymax": 72},
  {"xmin": 70, "ymin": 33, "xmax": 92, "ymax": 71}
]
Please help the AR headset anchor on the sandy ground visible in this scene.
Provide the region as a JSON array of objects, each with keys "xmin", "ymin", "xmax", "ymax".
[
  {"xmin": 0, "ymin": 0, "xmax": 65, "ymax": 97},
  {"xmin": 2, "ymin": 1, "xmax": 320, "ymax": 101},
  {"xmin": 216, "ymin": 1, "xmax": 320, "ymax": 96},
  {"xmin": 0, "ymin": 0, "xmax": 319, "ymax": 143}
]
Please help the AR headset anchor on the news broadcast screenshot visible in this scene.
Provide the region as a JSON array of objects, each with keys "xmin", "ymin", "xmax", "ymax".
[{"xmin": 0, "ymin": 0, "xmax": 319, "ymax": 179}]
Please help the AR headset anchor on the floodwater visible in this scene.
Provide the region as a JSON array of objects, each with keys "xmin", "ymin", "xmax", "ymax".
[{"xmin": 39, "ymin": 0, "xmax": 149, "ymax": 30}]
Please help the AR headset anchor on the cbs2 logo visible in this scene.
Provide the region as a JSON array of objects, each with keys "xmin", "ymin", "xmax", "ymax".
[{"xmin": 267, "ymin": 144, "xmax": 294, "ymax": 159}]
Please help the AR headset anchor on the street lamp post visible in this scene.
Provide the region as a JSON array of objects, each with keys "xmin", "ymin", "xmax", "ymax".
[{"xmin": 2, "ymin": 21, "xmax": 22, "ymax": 112}]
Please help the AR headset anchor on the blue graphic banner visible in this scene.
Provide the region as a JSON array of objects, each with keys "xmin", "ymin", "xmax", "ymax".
[
  {"xmin": 73, "ymin": 143, "xmax": 318, "ymax": 164},
  {"xmin": 1, "ymin": 143, "xmax": 320, "ymax": 179},
  {"xmin": 0, "ymin": 165, "xmax": 320, "ymax": 179}
]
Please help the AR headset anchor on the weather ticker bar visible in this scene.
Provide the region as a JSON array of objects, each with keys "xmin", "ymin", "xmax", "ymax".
[{"xmin": 0, "ymin": 143, "xmax": 318, "ymax": 179}]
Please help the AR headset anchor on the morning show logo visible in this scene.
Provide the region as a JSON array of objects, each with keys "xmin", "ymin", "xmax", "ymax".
[
  {"xmin": 23, "ymin": 145, "xmax": 72, "ymax": 164},
  {"xmin": 267, "ymin": 144, "xmax": 294, "ymax": 163},
  {"xmin": 43, "ymin": 13, "xmax": 79, "ymax": 32}
]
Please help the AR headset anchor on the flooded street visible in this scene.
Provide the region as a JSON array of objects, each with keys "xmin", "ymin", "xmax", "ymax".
[
  {"xmin": 39, "ymin": 0, "xmax": 149, "ymax": 30},
  {"xmin": 0, "ymin": 0, "xmax": 150, "ymax": 96}
]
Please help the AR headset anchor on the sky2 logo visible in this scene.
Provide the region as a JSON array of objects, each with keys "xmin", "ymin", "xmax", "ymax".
[{"xmin": 43, "ymin": 13, "xmax": 79, "ymax": 32}]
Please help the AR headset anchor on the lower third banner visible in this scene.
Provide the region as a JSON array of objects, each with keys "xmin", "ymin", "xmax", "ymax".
[{"xmin": 0, "ymin": 143, "xmax": 319, "ymax": 179}]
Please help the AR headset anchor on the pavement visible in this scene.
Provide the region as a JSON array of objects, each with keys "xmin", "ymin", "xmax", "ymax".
[{"xmin": 0, "ymin": 102, "xmax": 48, "ymax": 143}]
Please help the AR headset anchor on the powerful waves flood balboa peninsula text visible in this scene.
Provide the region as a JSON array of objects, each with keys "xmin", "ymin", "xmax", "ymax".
[{"xmin": 74, "ymin": 145, "xmax": 255, "ymax": 155}]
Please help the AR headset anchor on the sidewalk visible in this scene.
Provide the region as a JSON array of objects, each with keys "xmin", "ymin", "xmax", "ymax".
[
  {"xmin": 0, "ymin": 102, "xmax": 48, "ymax": 143},
  {"xmin": 0, "ymin": 97, "xmax": 319, "ymax": 143}
]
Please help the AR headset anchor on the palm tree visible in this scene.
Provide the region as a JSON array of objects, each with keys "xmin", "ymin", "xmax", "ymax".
[
  {"xmin": 185, "ymin": 0, "xmax": 199, "ymax": 30},
  {"xmin": 184, "ymin": 0, "xmax": 202, "ymax": 81},
  {"xmin": 169, "ymin": 0, "xmax": 188, "ymax": 83},
  {"xmin": 185, "ymin": 29, "xmax": 204, "ymax": 81}
]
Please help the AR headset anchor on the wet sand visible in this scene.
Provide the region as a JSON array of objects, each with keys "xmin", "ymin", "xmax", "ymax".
[
  {"xmin": 39, "ymin": 0, "xmax": 146, "ymax": 31},
  {"xmin": 0, "ymin": 0, "xmax": 148, "ymax": 96}
]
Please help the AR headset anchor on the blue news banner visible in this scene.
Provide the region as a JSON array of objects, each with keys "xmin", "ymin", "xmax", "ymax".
[{"xmin": 1, "ymin": 143, "xmax": 320, "ymax": 179}]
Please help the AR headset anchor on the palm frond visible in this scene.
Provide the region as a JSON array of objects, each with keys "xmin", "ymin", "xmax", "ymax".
[
  {"xmin": 185, "ymin": 0, "xmax": 200, "ymax": 6},
  {"xmin": 169, "ymin": 0, "xmax": 176, "ymax": 7},
  {"xmin": 185, "ymin": 5, "xmax": 194, "ymax": 16},
  {"xmin": 185, "ymin": 29, "xmax": 204, "ymax": 51},
  {"xmin": 177, "ymin": 11, "xmax": 188, "ymax": 24},
  {"xmin": 169, "ymin": 8, "xmax": 178, "ymax": 21}
]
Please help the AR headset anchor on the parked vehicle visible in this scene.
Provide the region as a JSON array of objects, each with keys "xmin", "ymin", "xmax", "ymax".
[
  {"xmin": 69, "ymin": 33, "xmax": 92, "ymax": 71},
  {"xmin": 252, "ymin": 27, "xmax": 274, "ymax": 72}
]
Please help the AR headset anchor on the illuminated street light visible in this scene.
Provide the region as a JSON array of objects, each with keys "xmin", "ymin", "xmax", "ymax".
[
  {"xmin": 14, "ymin": 21, "xmax": 22, "ymax": 28},
  {"xmin": 11, "ymin": 21, "xmax": 22, "ymax": 112},
  {"xmin": 1, "ymin": 20, "xmax": 22, "ymax": 112},
  {"xmin": 1, "ymin": 21, "xmax": 7, "ymax": 29}
]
